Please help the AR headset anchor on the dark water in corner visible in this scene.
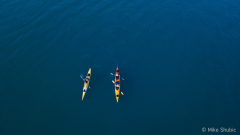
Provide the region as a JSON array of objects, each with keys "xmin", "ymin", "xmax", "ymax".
[{"xmin": 0, "ymin": 0, "xmax": 240, "ymax": 135}]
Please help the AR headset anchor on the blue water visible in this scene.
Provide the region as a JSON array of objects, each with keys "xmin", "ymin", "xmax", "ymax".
[{"xmin": 1, "ymin": 0, "xmax": 240, "ymax": 134}]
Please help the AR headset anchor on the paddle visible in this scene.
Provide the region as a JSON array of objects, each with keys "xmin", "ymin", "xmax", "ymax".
[{"xmin": 80, "ymin": 74, "xmax": 84, "ymax": 81}]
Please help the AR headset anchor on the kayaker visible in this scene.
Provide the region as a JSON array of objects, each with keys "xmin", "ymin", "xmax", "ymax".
[
  {"xmin": 84, "ymin": 78, "xmax": 89, "ymax": 84},
  {"xmin": 116, "ymin": 73, "xmax": 120, "ymax": 80},
  {"xmin": 112, "ymin": 80, "xmax": 120, "ymax": 87}
]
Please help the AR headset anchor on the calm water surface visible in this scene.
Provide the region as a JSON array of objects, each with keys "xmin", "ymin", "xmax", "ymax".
[{"xmin": 0, "ymin": 0, "xmax": 240, "ymax": 134}]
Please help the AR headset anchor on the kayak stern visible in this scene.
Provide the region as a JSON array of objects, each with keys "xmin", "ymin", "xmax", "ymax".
[
  {"xmin": 116, "ymin": 97, "xmax": 119, "ymax": 103},
  {"xmin": 82, "ymin": 91, "xmax": 86, "ymax": 101}
]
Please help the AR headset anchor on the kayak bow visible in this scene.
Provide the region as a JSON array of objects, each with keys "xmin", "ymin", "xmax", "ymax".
[{"xmin": 82, "ymin": 68, "xmax": 91, "ymax": 101}]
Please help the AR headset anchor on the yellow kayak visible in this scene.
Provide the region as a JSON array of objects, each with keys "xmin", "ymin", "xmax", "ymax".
[{"xmin": 82, "ymin": 68, "xmax": 91, "ymax": 101}]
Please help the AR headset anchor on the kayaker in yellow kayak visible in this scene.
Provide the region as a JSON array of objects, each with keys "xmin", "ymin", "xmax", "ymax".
[
  {"xmin": 112, "ymin": 80, "xmax": 119, "ymax": 87},
  {"xmin": 81, "ymin": 68, "xmax": 91, "ymax": 100},
  {"xmin": 83, "ymin": 78, "xmax": 89, "ymax": 85},
  {"xmin": 112, "ymin": 80, "xmax": 124, "ymax": 95}
]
